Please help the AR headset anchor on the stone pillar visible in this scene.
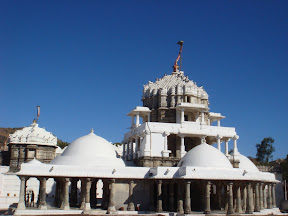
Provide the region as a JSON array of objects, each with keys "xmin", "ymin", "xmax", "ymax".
[
  {"xmin": 184, "ymin": 181, "xmax": 191, "ymax": 214},
  {"xmin": 180, "ymin": 108, "xmax": 184, "ymax": 123},
  {"xmin": 71, "ymin": 178, "xmax": 78, "ymax": 207},
  {"xmin": 169, "ymin": 182, "xmax": 175, "ymax": 212},
  {"xmin": 235, "ymin": 183, "xmax": 242, "ymax": 213},
  {"xmin": 217, "ymin": 120, "xmax": 220, "ymax": 127},
  {"xmin": 272, "ymin": 183, "xmax": 276, "ymax": 208},
  {"xmin": 84, "ymin": 178, "xmax": 91, "ymax": 211},
  {"xmin": 263, "ymin": 184, "xmax": 267, "ymax": 209},
  {"xmin": 224, "ymin": 138, "xmax": 230, "ymax": 156},
  {"xmin": 216, "ymin": 135, "xmax": 222, "ymax": 151},
  {"xmin": 156, "ymin": 180, "xmax": 163, "ymax": 212},
  {"xmin": 179, "ymin": 135, "xmax": 186, "ymax": 158},
  {"xmin": 127, "ymin": 181, "xmax": 135, "ymax": 211},
  {"xmin": 227, "ymin": 182, "xmax": 234, "ymax": 214},
  {"xmin": 259, "ymin": 183, "xmax": 263, "ymax": 210},
  {"xmin": 233, "ymin": 135, "xmax": 239, "ymax": 154},
  {"xmin": 61, "ymin": 178, "xmax": 70, "ymax": 210},
  {"xmin": 17, "ymin": 176, "xmax": 27, "ymax": 210},
  {"xmin": 38, "ymin": 177, "xmax": 47, "ymax": 210},
  {"xmin": 216, "ymin": 182, "xmax": 222, "ymax": 210},
  {"xmin": 135, "ymin": 112, "xmax": 140, "ymax": 127},
  {"xmin": 254, "ymin": 183, "xmax": 260, "ymax": 212},
  {"xmin": 177, "ymin": 183, "xmax": 184, "ymax": 214},
  {"xmin": 107, "ymin": 179, "xmax": 116, "ymax": 214},
  {"xmin": 246, "ymin": 183, "xmax": 253, "ymax": 214},
  {"xmin": 242, "ymin": 185, "xmax": 247, "ymax": 213},
  {"xmin": 162, "ymin": 132, "xmax": 171, "ymax": 157},
  {"xmin": 267, "ymin": 183, "xmax": 272, "ymax": 209},
  {"xmin": 201, "ymin": 111, "xmax": 205, "ymax": 124},
  {"xmin": 204, "ymin": 181, "xmax": 211, "ymax": 214},
  {"xmin": 143, "ymin": 130, "xmax": 151, "ymax": 157},
  {"xmin": 80, "ymin": 179, "xmax": 86, "ymax": 209}
]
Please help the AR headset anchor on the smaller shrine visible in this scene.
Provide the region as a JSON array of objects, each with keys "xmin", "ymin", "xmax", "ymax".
[{"xmin": 8, "ymin": 120, "xmax": 57, "ymax": 171}]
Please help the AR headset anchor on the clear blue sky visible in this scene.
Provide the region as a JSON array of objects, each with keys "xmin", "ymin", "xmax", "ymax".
[{"xmin": 1, "ymin": 0, "xmax": 287, "ymax": 159}]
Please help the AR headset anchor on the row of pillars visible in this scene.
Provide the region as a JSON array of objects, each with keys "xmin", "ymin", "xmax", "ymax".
[
  {"xmin": 17, "ymin": 176, "xmax": 136, "ymax": 214},
  {"xmin": 154, "ymin": 180, "xmax": 277, "ymax": 214}
]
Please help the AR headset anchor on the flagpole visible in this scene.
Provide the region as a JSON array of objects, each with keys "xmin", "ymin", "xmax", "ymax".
[{"xmin": 36, "ymin": 106, "xmax": 40, "ymax": 123}]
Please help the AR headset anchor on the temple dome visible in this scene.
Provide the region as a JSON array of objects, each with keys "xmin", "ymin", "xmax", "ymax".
[
  {"xmin": 238, "ymin": 154, "xmax": 259, "ymax": 171},
  {"xmin": 50, "ymin": 130, "xmax": 125, "ymax": 167},
  {"xmin": 178, "ymin": 143, "xmax": 233, "ymax": 168},
  {"xmin": 8, "ymin": 121, "xmax": 57, "ymax": 146},
  {"xmin": 143, "ymin": 71, "xmax": 208, "ymax": 99}
]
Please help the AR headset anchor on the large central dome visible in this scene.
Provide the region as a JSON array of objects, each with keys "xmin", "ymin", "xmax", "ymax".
[{"xmin": 50, "ymin": 131, "xmax": 125, "ymax": 167}]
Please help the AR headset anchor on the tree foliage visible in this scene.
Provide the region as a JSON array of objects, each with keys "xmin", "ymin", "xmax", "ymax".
[
  {"xmin": 256, "ymin": 137, "xmax": 275, "ymax": 164},
  {"xmin": 57, "ymin": 139, "xmax": 69, "ymax": 149}
]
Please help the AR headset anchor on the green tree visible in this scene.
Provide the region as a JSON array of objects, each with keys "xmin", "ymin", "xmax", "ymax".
[
  {"xmin": 57, "ymin": 139, "xmax": 69, "ymax": 149},
  {"xmin": 256, "ymin": 137, "xmax": 275, "ymax": 164}
]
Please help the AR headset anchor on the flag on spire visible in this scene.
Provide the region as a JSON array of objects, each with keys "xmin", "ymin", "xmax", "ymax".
[{"xmin": 36, "ymin": 106, "xmax": 40, "ymax": 122}]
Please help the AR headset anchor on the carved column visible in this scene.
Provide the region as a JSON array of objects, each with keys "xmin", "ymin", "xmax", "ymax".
[
  {"xmin": 169, "ymin": 182, "xmax": 175, "ymax": 212},
  {"xmin": 254, "ymin": 183, "xmax": 260, "ymax": 212},
  {"xmin": 184, "ymin": 181, "xmax": 191, "ymax": 214},
  {"xmin": 235, "ymin": 183, "xmax": 242, "ymax": 213},
  {"xmin": 84, "ymin": 178, "xmax": 91, "ymax": 211},
  {"xmin": 156, "ymin": 180, "xmax": 163, "ymax": 212},
  {"xmin": 180, "ymin": 108, "xmax": 184, "ymax": 122},
  {"xmin": 267, "ymin": 183, "xmax": 272, "ymax": 209},
  {"xmin": 216, "ymin": 135, "xmax": 222, "ymax": 151},
  {"xmin": 61, "ymin": 178, "xmax": 70, "ymax": 210},
  {"xmin": 38, "ymin": 177, "xmax": 47, "ymax": 210},
  {"xmin": 80, "ymin": 179, "xmax": 86, "ymax": 209},
  {"xmin": 127, "ymin": 181, "xmax": 135, "ymax": 211},
  {"xmin": 246, "ymin": 183, "xmax": 253, "ymax": 214},
  {"xmin": 242, "ymin": 185, "xmax": 247, "ymax": 213},
  {"xmin": 227, "ymin": 182, "xmax": 234, "ymax": 214},
  {"xmin": 177, "ymin": 182, "xmax": 184, "ymax": 214},
  {"xmin": 162, "ymin": 132, "xmax": 171, "ymax": 157},
  {"xmin": 107, "ymin": 179, "xmax": 116, "ymax": 214},
  {"xmin": 263, "ymin": 184, "xmax": 267, "ymax": 209},
  {"xmin": 259, "ymin": 183, "xmax": 264, "ymax": 210},
  {"xmin": 204, "ymin": 181, "xmax": 211, "ymax": 214},
  {"xmin": 272, "ymin": 183, "xmax": 276, "ymax": 208},
  {"xmin": 224, "ymin": 138, "xmax": 230, "ymax": 156},
  {"xmin": 17, "ymin": 176, "xmax": 27, "ymax": 210},
  {"xmin": 143, "ymin": 130, "xmax": 151, "ymax": 157},
  {"xmin": 179, "ymin": 135, "xmax": 186, "ymax": 158}
]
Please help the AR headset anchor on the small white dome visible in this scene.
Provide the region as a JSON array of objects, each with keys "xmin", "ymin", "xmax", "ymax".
[
  {"xmin": 238, "ymin": 154, "xmax": 259, "ymax": 171},
  {"xmin": 178, "ymin": 143, "xmax": 233, "ymax": 168},
  {"xmin": 50, "ymin": 131, "xmax": 125, "ymax": 167}
]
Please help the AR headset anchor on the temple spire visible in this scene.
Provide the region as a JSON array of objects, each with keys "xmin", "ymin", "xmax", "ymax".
[{"xmin": 173, "ymin": 41, "xmax": 184, "ymax": 72}]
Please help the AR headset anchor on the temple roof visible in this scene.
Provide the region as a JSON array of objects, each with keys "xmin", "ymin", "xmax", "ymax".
[
  {"xmin": 143, "ymin": 70, "xmax": 208, "ymax": 99},
  {"xmin": 8, "ymin": 121, "xmax": 57, "ymax": 146}
]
